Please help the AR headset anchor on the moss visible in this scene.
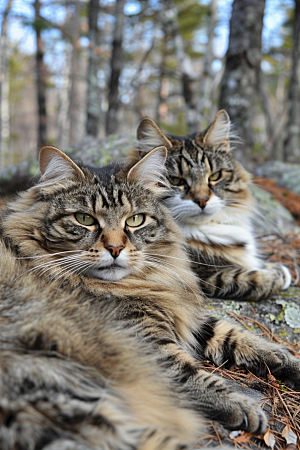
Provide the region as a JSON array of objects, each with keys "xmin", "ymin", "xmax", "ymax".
[{"xmin": 278, "ymin": 329, "xmax": 289, "ymax": 339}]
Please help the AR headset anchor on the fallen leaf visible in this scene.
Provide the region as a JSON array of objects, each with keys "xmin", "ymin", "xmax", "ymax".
[
  {"xmin": 263, "ymin": 428, "xmax": 276, "ymax": 449},
  {"xmin": 229, "ymin": 430, "xmax": 253, "ymax": 443},
  {"xmin": 282, "ymin": 425, "xmax": 297, "ymax": 445}
]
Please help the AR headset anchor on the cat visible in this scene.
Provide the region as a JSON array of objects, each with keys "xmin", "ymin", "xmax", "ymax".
[
  {"xmin": 135, "ymin": 110, "xmax": 292, "ymax": 301},
  {"xmin": 1, "ymin": 144, "xmax": 300, "ymax": 450}
]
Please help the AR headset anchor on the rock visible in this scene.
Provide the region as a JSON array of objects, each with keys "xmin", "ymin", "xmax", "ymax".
[
  {"xmin": 254, "ymin": 161, "xmax": 300, "ymax": 195},
  {"xmin": 0, "ymin": 135, "xmax": 135, "ymax": 196},
  {"xmin": 210, "ymin": 285, "xmax": 300, "ymax": 347},
  {"xmin": 250, "ymin": 185, "xmax": 300, "ymax": 235}
]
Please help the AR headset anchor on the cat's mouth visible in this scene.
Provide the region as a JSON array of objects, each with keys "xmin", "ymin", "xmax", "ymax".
[{"xmin": 87, "ymin": 264, "xmax": 132, "ymax": 281}]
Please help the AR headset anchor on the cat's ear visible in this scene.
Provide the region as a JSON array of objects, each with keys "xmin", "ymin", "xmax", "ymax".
[
  {"xmin": 127, "ymin": 146, "xmax": 168, "ymax": 192},
  {"xmin": 137, "ymin": 118, "xmax": 172, "ymax": 154},
  {"xmin": 39, "ymin": 146, "xmax": 85, "ymax": 183},
  {"xmin": 203, "ymin": 110, "xmax": 230, "ymax": 151}
]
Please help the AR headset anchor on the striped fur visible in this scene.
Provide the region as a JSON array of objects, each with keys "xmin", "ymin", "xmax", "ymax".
[
  {"xmin": 1, "ymin": 146, "xmax": 300, "ymax": 449},
  {"xmin": 136, "ymin": 111, "xmax": 291, "ymax": 300}
]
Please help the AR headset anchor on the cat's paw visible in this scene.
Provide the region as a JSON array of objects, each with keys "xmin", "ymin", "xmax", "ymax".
[
  {"xmin": 219, "ymin": 393, "xmax": 267, "ymax": 434},
  {"xmin": 267, "ymin": 347, "xmax": 300, "ymax": 390},
  {"xmin": 280, "ymin": 264, "xmax": 292, "ymax": 289}
]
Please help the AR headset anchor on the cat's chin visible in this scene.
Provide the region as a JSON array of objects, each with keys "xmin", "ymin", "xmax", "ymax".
[{"xmin": 87, "ymin": 267, "xmax": 132, "ymax": 281}]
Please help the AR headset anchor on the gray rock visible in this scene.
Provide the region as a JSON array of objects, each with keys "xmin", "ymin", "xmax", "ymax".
[
  {"xmin": 0, "ymin": 135, "xmax": 135, "ymax": 196},
  {"xmin": 250, "ymin": 184, "xmax": 300, "ymax": 235},
  {"xmin": 254, "ymin": 161, "xmax": 300, "ymax": 195}
]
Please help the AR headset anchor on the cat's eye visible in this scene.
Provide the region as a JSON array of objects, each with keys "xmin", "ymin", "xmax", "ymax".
[
  {"xmin": 169, "ymin": 176, "xmax": 185, "ymax": 186},
  {"xmin": 75, "ymin": 213, "xmax": 97, "ymax": 226},
  {"xmin": 209, "ymin": 171, "xmax": 222, "ymax": 182},
  {"xmin": 125, "ymin": 214, "xmax": 145, "ymax": 228}
]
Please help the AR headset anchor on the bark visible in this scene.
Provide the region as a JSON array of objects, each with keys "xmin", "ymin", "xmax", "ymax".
[
  {"xmin": 219, "ymin": 0, "xmax": 266, "ymax": 167},
  {"xmin": 57, "ymin": 45, "xmax": 72, "ymax": 149},
  {"xmin": 86, "ymin": 0, "xmax": 101, "ymax": 137},
  {"xmin": 34, "ymin": 0, "xmax": 47, "ymax": 152},
  {"xmin": 105, "ymin": 0, "xmax": 126, "ymax": 135},
  {"xmin": 68, "ymin": 0, "xmax": 83, "ymax": 145},
  {"xmin": 0, "ymin": 0, "xmax": 13, "ymax": 169},
  {"xmin": 175, "ymin": 29, "xmax": 198, "ymax": 132},
  {"xmin": 155, "ymin": 30, "xmax": 168, "ymax": 124},
  {"xmin": 283, "ymin": 0, "xmax": 300, "ymax": 163},
  {"xmin": 199, "ymin": 0, "xmax": 218, "ymax": 122}
]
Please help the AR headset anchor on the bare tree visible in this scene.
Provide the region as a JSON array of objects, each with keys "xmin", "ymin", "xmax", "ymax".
[
  {"xmin": 86, "ymin": 0, "xmax": 101, "ymax": 137},
  {"xmin": 283, "ymin": 0, "xmax": 300, "ymax": 162},
  {"xmin": 198, "ymin": 0, "xmax": 218, "ymax": 122},
  {"xmin": 219, "ymin": 0, "xmax": 266, "ymax": 166},
  {"xmin": 0, "ymin": 0, "xmax": 13, "ymax": 169},
  {"xmin": 105, "ymin": 0, "xmax": 126, "ymax": 135},
  {"xmin": 34, "ymin": 0, "xmax": 47, "ymax": 152}
]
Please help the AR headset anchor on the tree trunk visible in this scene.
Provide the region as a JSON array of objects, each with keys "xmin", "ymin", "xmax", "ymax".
[
  {"xmin": 86, "ymin": 0, "xmax": 101, "ymax": 137},
  {"xmin": 57, "ymin": 44, "xmax": 72, "ymax": 150},
  {"xmin": 0, "ymin": 0, "xmax": 13, "ymax": 169},
  {"xmin": 34, "ymin": 0, "xmax": 47, "ymax": 152},
  {"xmin": 283, "ymin": 0, "xmax": 300, "ymax": 163},
  {"xmin": 219, "ymin": 0, "xmax": 266, "ymax": 167},
  {"xmin": 68, "ymin": 0, "xmax": 82, "ymax": 145},
  {"xmin": 105, "ymin": 0, "xmax": 126, "ymax": 135},
  {"xmin": 198, "ymin": 0, "xmax": 218, "ymax": 123}
]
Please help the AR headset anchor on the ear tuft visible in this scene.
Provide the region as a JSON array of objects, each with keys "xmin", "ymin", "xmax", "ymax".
[
  {"xmin": 203, "ymin": 110, "xmax": 231, "ymax": 151},
  {"xmin": 127, "ymin": 146, "xmax": 169, "ymax": 192},
  {"xmin": 137, "ymin": 118, "xmax": 172, "ymax": 153},
  {"xmin": 39, "ymin": 146, "xmax": 85, "ymax": 185}
]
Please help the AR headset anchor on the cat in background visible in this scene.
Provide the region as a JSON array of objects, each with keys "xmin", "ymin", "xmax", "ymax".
[
  {"xmin": 136, "ymin": 110, "xmax": 291, "ymax": 300},
  {"xmin": 1, "ymin": 145, "xmax": 300, "ymax": 449}
]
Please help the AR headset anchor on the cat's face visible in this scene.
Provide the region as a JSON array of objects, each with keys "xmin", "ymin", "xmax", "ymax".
[
  {"xmin": 136, "ymin": 111, "xmax": 252, "ymax": 227},
  {"xmin": 4, "ymin": 146, "xmax": 180, "ymax": 283}
]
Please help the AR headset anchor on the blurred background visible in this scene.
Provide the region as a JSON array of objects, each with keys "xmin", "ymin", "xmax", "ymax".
[{"xmin": 0, "ymin": 0, "xmax": 299, "ymax": 171}]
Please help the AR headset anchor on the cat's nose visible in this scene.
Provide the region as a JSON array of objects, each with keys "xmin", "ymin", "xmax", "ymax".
[
  {"xmin": 105, "ymin": 245, "xmax": 125, "ymax": 259},
  {"xmin": 194, "ymin": 196, "xmax": 209, "ymax": 210}
]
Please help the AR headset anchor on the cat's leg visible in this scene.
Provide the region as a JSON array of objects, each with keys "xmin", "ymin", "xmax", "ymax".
[
  {"xmin": 160, "ymin": 341, "xmax": 268, "ymax": 433},
  {"xmin": 188, "ymin": 246, "xmax": 291, "ymax": 301},
  {"xmin": 194, "ymin": 316, "xmax": 300, "ymax": 390},
  {"xmin": 157, "ymin": 318, "xmax": 300, "ymax": 433}
]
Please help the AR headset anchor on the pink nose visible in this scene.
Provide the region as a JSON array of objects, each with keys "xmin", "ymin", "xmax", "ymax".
[
  {"xmin": 194, "ymin": 197, "xmax": 209, "ymax": 210},
  {"xmin": 105, "ymin": 245, "xmax": 125, "ymax": 259}
]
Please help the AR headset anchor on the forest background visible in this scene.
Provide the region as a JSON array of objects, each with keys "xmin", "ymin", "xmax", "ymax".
[{"xmin": 0, "ymin": 0, "xmax": 300, "ymax": 172}]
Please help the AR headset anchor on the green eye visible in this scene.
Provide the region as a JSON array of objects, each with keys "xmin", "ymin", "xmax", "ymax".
[
  {"xmin": 169, "ymin": 176, "xmax": 185, "ymax": 186},
  {"xmin": 75, "ymin": 213, "xmax": 96, "ymax": 226},
  {"xmin": 209, "ymin": 171, "xmax": 222, "ymax": 182},
  {"xmin": 125, "ymin": 214, "xmax": 145, "ymax": 228}
]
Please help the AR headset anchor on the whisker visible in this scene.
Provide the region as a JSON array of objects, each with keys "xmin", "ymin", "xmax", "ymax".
[{"xmin": 145, "ymin": 255, "xmax": 223, "ymax": 293}]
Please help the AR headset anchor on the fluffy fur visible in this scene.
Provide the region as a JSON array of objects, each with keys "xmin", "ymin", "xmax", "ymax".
[
  {"xmin": 135, "ymin": 111, "xmax": 291, "ymax": 300},
  {"xmin": 1, "ymin": 145, "xmax": 300, "ymax": 449}
]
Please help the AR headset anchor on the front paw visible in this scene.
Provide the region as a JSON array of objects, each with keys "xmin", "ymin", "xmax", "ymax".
[
  {"xmin": 269, "ymin": 348, "xmax": 300, "ymax": 390},
  {"xmin": 216, "ymin": 393, "xmax": 267, "ymax": 434}
]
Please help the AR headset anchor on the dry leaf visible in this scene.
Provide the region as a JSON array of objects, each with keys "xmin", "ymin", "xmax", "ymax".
[
  {"xmin": 263, "ymin": 428, "xmax": 276, "ymax": 449},
  {"xmin": 229, "ymin": 430, "xmax": 253, "ymax": 443},
  {"xmin": 282, "ymin": 425, "xmax": 297, "ymax": 445}
]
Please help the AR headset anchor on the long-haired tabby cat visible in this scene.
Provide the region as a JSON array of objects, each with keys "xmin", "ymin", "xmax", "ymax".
[
  {"xmin": 136, "ymin": 110, "xmax": 291, "ymax": 300},
  {"xmin": 1, "ymin": 145, "xmax": 300, "ymax": 450}
]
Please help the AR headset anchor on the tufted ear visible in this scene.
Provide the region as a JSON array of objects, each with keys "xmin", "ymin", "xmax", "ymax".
[
  {"xmin": 203, "ymin": 110, "xmax": 230, "ymax": 151},
  {"xmin": 127, "ymin": 146, "xmax": 168, "ymax": 192},
  {"xmin": 137, "ymin": 118, "xmax": 172, "ymax": 155},
  {"xmin": 39, "ymin": 146, "xmax": 85, "ymax": 184}
]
